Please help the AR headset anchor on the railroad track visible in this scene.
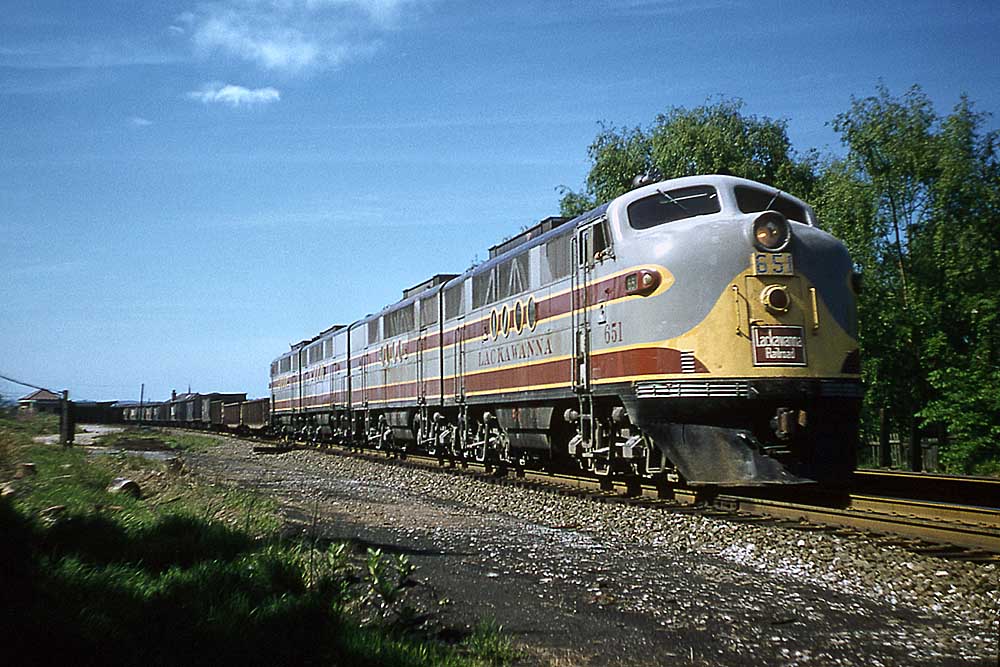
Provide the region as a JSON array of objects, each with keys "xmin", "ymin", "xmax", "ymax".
[
  {"xmin": 243, "ymin": 440, "xmax": 1000, "ymax": 562},
  {"xmin": 705, "ymin": 492, "xmax": 1000, "ymax": 560},
  {"xmin": 147, "ymin": 427, "xmax": 1000, "ymax": 561},
  {"xmin": 852, "ymin": 468, "xmax": 1000, "ymax": 508}
]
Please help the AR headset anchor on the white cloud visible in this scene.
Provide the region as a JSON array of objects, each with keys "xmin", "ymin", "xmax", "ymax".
[
  {"xmin": 187, "ymin": 83, "xmax": 281, "ymax": 107},
  {"xmin": 129, "ymin": 116, "xmax": 153, "ymax": 127},
  {"xmin": 193, "ymin": 14, "xmax": 323, "ymax": 71},
  {"xmin": 181, "ymin": 0, "xmax": 425, "ymax": 74}
]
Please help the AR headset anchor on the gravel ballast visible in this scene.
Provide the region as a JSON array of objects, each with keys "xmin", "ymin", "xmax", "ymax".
[{"xmin": 188, "ymin": 439, "xmax": 998, "ymax": 666}]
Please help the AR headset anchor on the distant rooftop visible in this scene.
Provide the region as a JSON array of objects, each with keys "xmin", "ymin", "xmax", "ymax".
[{"xmin": 19, "ymin": 388, "xmax": 61, "ymax": 402}]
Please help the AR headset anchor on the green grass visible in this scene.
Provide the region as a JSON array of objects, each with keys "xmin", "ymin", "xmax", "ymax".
[
  {"xmin": 0, "ymin": 410, "xmax": 59, "ymax": 474},
  {"xmin": 0, "ymin": 415, "xmax": 516, "ymax": 667},
  {"xmin": 0, "ymin": 410, "xmax": 60, "ymax": 437}
]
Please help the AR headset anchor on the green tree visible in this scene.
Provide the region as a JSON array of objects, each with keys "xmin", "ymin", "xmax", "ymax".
[
  {"xmin": 559, "ymin": 123, "xmax": 650, "ymax": 216},
  {"xmin": 559, "ymin": 99, "xmax": 815, "ymax": 216},
  {"xmin": 822, "ymin": 86, "xmax": 936, "ymax": 440},
  {"xmin": 812, "ymin": 161, "xmax": 892, "ymax": 425},
  {"xmin": 648, "ymin": 99, "xmax": 816, "ymax": 196},
  {"xmin": 823, "ymin": 85, "xmax": 1000, "ymax": 473},
  {"xmin": 912, "ymin": 98, "xmax": 1000, "ymax": 473},
  {"xmin": 831, "ymin": 85, "xmax": 938, "ymax": 308}
]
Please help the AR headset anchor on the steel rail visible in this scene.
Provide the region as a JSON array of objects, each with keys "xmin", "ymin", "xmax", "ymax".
[
  {"xmin": 707, "ymin": 493, "xmax": 1000, "ymax": 556},
  {"xmin": 853, "ymin": 469, "xmax": 1000, "ymax": 509},
  {"xmin": 855, "ymin": 468, "xmax": 1000, "ymax": 486}
]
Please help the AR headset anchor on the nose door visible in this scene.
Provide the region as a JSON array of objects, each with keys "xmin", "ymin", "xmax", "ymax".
[
  {"xmin": 571, "ymin": 226, "xmax": 594, "ymax": 393},
  {"xmin": 452, "ymin": 315, "xmax": 465, "ymax": 403},
  {"xmin": 417, "ymin": 322, "xmax": 426, "ymax": 402},
  {"xmin": 743, "ymin": 256, "xmax": 809, "ymax": 367}
]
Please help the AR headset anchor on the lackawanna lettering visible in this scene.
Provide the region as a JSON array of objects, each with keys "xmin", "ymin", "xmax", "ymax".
[
  {"xmin": 753, "ymin": 332, "xmax": 804, "ymax": 347},
  {"xmin": 752, "ymin": 325, "xmax": 806, "ymax": 366},
  {"xmin": 478, "ymin": 336, "xmax": 554, "ymax": 367}
]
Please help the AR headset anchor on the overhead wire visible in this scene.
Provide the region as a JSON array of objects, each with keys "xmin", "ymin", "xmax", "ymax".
[{"xmin": 0, "ymin": 372, "xmax": 52, "ymax": 392}]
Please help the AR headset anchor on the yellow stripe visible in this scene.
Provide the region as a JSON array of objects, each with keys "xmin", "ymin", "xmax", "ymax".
[
  {"xmin": 465, "ymin": 381, "xmax": 569, "ymax": 396},
  {"xmin": 346, "ymin": 264, "xmax": 676, "ymax": 359}
]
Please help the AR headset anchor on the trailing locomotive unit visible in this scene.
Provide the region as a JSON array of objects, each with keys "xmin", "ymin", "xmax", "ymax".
[{"xmin": 270, "ymin": 175, "xmax": 862, "ymax": 486}]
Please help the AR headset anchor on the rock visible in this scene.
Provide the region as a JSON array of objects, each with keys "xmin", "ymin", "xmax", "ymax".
[
  {"xmin": 108, "ymin": 477, "xmax": 141, "ymax": 498},
  {"xmin": 40, "ymin": 505, "xmax": 66, "ymax": 520},
  {"xmin": 15, "ymin": 463, "xmax": 37, "ymax": 478}
]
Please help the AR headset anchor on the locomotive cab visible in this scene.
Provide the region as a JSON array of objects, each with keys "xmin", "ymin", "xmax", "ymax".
[{"xmin": 595, "ymin": 176, "xmax": 862, "ymax": 486}]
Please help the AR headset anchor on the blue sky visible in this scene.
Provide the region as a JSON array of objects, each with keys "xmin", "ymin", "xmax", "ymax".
[{"xmin": 2, "ymin": 0, "xmax": 999, "ymax": 402}]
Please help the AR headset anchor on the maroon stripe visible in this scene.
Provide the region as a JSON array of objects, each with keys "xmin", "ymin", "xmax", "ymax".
[
  {"xmin": 591, "ymin": 347, "xmax": 706, "ymax": 378},
  {"xmin": 464, "ymin": 357, "xmax": 571, "ymax": 393},
  {"xmin": 279, "ymin": 346, "xmax": 705, "ymax": 408}
]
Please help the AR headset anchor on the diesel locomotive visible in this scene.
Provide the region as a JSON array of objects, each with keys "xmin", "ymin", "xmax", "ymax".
[{"xmin": 269, "ymin": 175, "xmax": 862, "ymax": 486}]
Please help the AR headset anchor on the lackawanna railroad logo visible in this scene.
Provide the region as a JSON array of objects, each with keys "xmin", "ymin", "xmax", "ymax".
[
  {"xmin": 752, "ymin": 325, "xmax": 807, "ymax": 366},
  {"xmin": 478, "ymin": 335, "xmax": 554, "ymax": 367}
]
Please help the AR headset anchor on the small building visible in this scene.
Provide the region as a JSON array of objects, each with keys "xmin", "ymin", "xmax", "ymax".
[{"xmin": 18, "ymin": 389, "xmax": 62, "ymax": 415}]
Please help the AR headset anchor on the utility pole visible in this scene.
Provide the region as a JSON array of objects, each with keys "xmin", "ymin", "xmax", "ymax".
[{"xmin": 139, "ymin": 383, "xmax": 145, "ymax": 427}]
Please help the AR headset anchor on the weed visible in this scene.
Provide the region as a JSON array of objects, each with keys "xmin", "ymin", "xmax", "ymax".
[
  {"xmin": 0, "ymin": 414, "xmax": 510, "ymax": 667},
  {"xmin": 365, "ymin": 548, "xmax": 420, "ymax": 626},
  {"xmin": 464, "ymin": 619, "xmax": 521, "ymax": 665}
]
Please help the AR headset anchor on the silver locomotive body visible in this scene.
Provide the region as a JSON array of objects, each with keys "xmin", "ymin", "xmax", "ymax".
[{"xmin": 270, "ymin": 175, "xmax": 861, "ymax": 486}]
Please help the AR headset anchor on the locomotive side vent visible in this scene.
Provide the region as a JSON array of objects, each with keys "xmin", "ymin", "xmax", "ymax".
[
  {"xmin": 634, "ymin": 380, "xmax": 750, "ymax": 398},
  {"xmin": 680, "ymin": 350, "xmax": 696, "ymax": 373}
]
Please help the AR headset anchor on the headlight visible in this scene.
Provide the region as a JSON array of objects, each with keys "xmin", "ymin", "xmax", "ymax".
[
  {"xmin": 761, "ymin": 284, "xmax": 790, "ymax": 313},
  {"xmin": 624, "ymin": 269, "xmax": 661, "ymax": 296},
  {"xmin": 752, "ymin": 212, "xmax": 790, "ymax": 251}
]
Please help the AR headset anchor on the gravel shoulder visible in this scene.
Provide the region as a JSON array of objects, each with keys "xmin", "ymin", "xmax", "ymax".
[{"xmin": 186, "ymin": 437, "xmax": 998, "ymax": 666}]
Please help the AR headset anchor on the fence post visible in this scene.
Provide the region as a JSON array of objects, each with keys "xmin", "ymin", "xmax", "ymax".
[
  {"xmin": 60, "ymin": 390, "xmax": 75, "ymax": 446},
  {"xmin": 878, "ymin": 408, "xmax": 891, "ymax": 468},
  {"xmin": 908, "ymin": 420, "xmax": 922, "ymax": 473}
]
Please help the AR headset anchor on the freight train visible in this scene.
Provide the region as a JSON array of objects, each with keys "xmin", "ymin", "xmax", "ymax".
[
  {"xmin": 119, "ymin": 391, "xmax": 270, "ymax": 435},
  {"xmin": 124, "ymin": 175, "xmax": 862, "ymax": 486}
]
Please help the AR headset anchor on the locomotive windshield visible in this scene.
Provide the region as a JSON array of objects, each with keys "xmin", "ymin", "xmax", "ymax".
[
  {"xmin": 734, "ymin": 186, "xmax": 810, "ymax": 224},
  {"xmin": 627, "ymin": 185, "xmax": 720, "ymax": 229}
]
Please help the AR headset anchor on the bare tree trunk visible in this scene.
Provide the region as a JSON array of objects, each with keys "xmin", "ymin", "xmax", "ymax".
[{"xmin": 908, "ymin": 420, "xmax": 922, "ymax": 473}]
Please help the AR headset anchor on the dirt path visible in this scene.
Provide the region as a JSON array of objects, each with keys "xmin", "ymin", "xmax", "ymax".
[{"xmin": 33, "ymin": 424, "xmax": 123, "ymax": 446}]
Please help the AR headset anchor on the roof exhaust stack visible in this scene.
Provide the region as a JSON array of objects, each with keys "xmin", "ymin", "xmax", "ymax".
[{"xmin": 631, "ymin": 171, "xmax": 661, "ymax": 189}]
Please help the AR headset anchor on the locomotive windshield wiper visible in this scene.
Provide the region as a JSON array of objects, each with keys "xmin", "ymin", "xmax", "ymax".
[
  {"xmin": 765, "ymin": 187, "xmax": 783, "ymax": 211},
  {"xmin": 657, "ymin": 188, "xmax": 689, "ymax": 212}
]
